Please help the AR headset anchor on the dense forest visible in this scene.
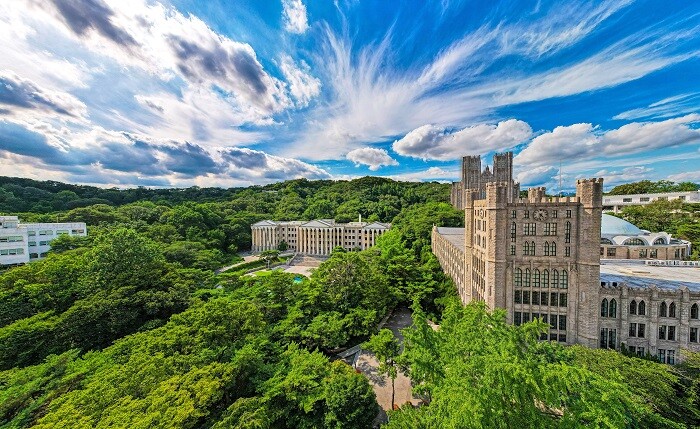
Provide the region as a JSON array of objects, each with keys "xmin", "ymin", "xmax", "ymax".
[
  {"xmin": 1, "ymin": 176, "xmax": 700, "ymax": 427},
  {"xmin": 607, "ymin": 180, "xmax": 699, "ymax": 195}
]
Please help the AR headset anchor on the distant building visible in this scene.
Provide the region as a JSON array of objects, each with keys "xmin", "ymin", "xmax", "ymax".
[
  {"xmin": 432, "ymin": 152, "xmax": 700, "ymax": 362},
  {"xmin": 450, "ymin": 152, "xmax": 520, "ymax": 210},
  {"xmin": 603, "ymin": 191, "xmax": 700, "ymax": 213},
  {"xmin": 251, "ymin": 219, "xmax": 390, "ymax": 255},
  {"xmin": 0, "ymin": 216, "xmax": 87, "ymax": 266},
  {"xmin": 600, "ymin": 214, "xmax": 691, "ymax": 260}
]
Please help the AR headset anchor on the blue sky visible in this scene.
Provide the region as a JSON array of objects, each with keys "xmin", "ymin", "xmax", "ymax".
[{"xmin": 0, "ymin": 0, "xmax": 699, "ymax": 190}]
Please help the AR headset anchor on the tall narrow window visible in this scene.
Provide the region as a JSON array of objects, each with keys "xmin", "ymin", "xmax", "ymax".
[
  {"xmin": 542, "ymin": 270, "xmax": 549, "ymax": 288},
  {"xmin": 639, "ymin": 300, "xmax": 646, "ymax": 316},
  {"xmin": 629, "ymin": 300, "xmax": 637, "ymax": 315},
  {"xmin": 692, "ymin": 303, "xmax": 699, "ymax": 320},
  {"xmin": 669, "ymin": 302, "xmax": 677, "ymax": 318},
  {"xmin": 609, "ymin": 299, "xmax": 617, "ymax": 318},
  {"xmin": 524, "ymin": 269, "xmax": 531, "ymax": 288},
  {"xmin": 514, "ymin": 268, "xmax": 522, "ymax": 287},
  {"xmin": 601, "ymin": 299, "xmax": 609, "ymax": 317},
  {"xmin": 523, "ymin": 241, "xmax": 530, "ymax": 256},
  {"xmin": 660, "ymin": 302, "xmax": 668, "ymax": 318},
  {"xmin": 552, "ymin": 270, "xmax": 559, "ymax": 289},
  {"xmin": 565, "ymin": 221, "xmax": 571, "ymax": 243},
  {"xmin": 533, "ymin": 269, "xmax": 541, "ymax": 288},
  {"xmin": 544, "ymin": 242, "xmax": 550, "ymax": 256},
  {"xmin": 531, "ymin": 241, "xmax": 536, "ymax": 256},
  {"xmin": 551, "ymin": 241, "xmax": 557, "ymax": 256},
  {"xmin": 511, "ymin": 222, "xmax": 516, "ymax": 242},
  {"xmin": 561, "ymin": 270, "xmax": 568, "ymax": 289}
]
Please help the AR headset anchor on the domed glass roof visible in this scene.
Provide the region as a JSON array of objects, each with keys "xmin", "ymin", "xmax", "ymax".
[{"xmin": 601, "ymin": 214, "xmax": 643, "ymax": 236}]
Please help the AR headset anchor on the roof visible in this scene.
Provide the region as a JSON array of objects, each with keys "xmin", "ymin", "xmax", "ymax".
[
  {"xmin": 435, "ymin": 227, "xmax": 465, "ymax": 252},
  {"xmin": 600, "ymin": 260, "xmax": 700, "ymax": 291},
  {"xmin": 251, "ymin": 220, "xmax": 277, "ymax": 227},
  {"xmin": 601, "ymin": 214, "xmax": 643, "ymax": 236}
]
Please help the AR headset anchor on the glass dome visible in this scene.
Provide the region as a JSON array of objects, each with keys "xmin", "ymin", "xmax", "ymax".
[{"xmin": 601, "ymin": 214, "xmax": 643, "ymax": 236}]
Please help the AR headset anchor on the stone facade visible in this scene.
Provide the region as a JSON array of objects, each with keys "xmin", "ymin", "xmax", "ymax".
[
  {"xmin": 432, "ymin": 152, "xmax": 700, "ymax": 361},
  {"xmin": 450, "ymin": 152, "xmax": 520, "ymax": 210},
  {"xmin": 251, "ymin": 219, "xmax": 390, "ymax": 255}
]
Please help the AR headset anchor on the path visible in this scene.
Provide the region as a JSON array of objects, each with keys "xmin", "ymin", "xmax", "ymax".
[{"xmin": 356, "ymin": 307, "xmax": 420, "ymax": 417}]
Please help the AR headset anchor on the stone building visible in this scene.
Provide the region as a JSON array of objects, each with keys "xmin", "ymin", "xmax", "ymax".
[
  {"xmin": 432, "ymin": 152, "xmax": 700, "ymax": 361},
  {"xmin": 450, "ymin": 152, "xmax": 520, "ymax": 210},
  {"xmin": 251, "ymin": 219, "xmax": 390, "ymax": 255},
  {"xmin": 600, "ymin": 214, "xmax": 691, "ymax": 261},
  {"xmin": 0, "ymin": 216, "xmax": 87, "ymax": 266}
]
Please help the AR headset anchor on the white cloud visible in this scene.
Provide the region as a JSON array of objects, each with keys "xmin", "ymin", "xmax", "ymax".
[
  {"xmin": 280, "ymin": 56, "xmax": 321, "ymax": 107},
  {"xmin": 393, "ymin": 119, "xmax": 532, "ymax": 161},
  {"xmin": 593, "ymin": 166, "xmax": 654, "ymax": 186},
  {"xmin": 346, "ymin": 147, "xmax": 398, "ymax": 170},
  {"xmin": 388, "ymin": 166, "xmax": 458, "ymax": 182},
  {"xmin": 515, "ymin": 165, "xmax": 559, "ymax": 187},
  {"xmin": 282, "ymin": 0, "xmax": 309, "ymax": 34},
  {"xmin": 515, "ymin": 115, "xmax": 700, "ymax": 167},
  {"xmin": 613, "ymin": 93, "xmax": 700, "ymax": 121},
  {"xmin": 667, "ymin": 170, "xmax": 700, "ymax": 183}
]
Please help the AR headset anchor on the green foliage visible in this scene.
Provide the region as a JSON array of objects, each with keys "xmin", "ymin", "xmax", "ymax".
[{"xmin": 608, "ymin": 180, "xmax": 699, "ymax": 195}]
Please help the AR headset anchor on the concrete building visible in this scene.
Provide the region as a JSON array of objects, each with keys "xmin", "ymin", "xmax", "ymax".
[
  {"xmin": 603, "ymin": 191, "xmax": 700, "ymax": 213},
  {"xmin": 251, "ymin": 219, "xmax": 390, "ymax": 255},
  {"xmin": 432, "ymin": 152, "xmax": 700, "ymax": 361},
  {"xmin": 450, "ymin": 152, "xmax": 520, "ymax": 210},
  {"xmin": 0, "ymin": 216, "xmax": 87, "ymax": 266},
  {"xmin": 600, "ymin": 214, "xmax": 691, "ymax": 261}
]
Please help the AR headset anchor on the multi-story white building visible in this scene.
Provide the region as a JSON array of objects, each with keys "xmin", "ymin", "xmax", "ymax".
[
  {"xmin": 0, "ymin": 216, "xmax": 87, "ymax": 266},
  {"xmin": 251, "ymin": 219, "xmax": 390, "ymax": 255},
  {"xmin": 603, "ymin": 191, "xmax": 700, "ymax": 213}
]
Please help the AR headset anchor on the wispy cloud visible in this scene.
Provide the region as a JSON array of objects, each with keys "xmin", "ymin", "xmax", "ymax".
[
  {"xmin": 282, "ymin": 0, "xmax": 309, "ymax": 34},
  {"xmin": 613, "ymin": 93, "xmax": 700, "ymax": 121}
]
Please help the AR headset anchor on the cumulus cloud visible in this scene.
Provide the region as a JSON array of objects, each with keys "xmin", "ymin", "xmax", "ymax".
[
  {"xmin": 515, "ymin": 115, "xmax": 700, "ymax": 167},
  {"xmin": 346, "ymin": 147, "xmax": 398, "ymax": 171},
  {"xmin": 280, "ymin": 56, "xmax": 321, "ymax": 107},
  {"xmin": 393, "ymin": 119, "xmax": 532, "ymax": 161},
  {"xmin": 220, "ymin": 147, "xmax": 331, "ymax": 180},
  {"xmin": 282, "ymin": 0, "xmax": 309, "ymax": 34},
  {"xmin": 0, "ymin": 70, "xmax": 87, "ymax": 118},
  {"xmin": 515, "ymin": 166, "xmax": 559, "ymax": 187},
  {"xmin": 593, "ymin": 166, "xmax": 654, "ymax": 186},
  {"xmin": 388, "ymin": 166, "xmax": 457, "ymax": 182}
]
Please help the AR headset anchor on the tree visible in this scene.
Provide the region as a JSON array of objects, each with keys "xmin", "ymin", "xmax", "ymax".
[
  {"xmin": 363, "ymin": 328, "xmax": 400, "ymax": 409},
  {"xmin": 260, "ymin": 250, "xmax": 280, "ymax": 269},
  {"xmin": 278, "ymin": 240, "xmax": 289, "ymax": 252}
]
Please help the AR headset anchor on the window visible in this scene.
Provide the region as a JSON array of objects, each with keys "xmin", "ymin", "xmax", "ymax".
[
  {"xmin": 523, "ymin": 291, "xmax": 530, "ymax": 304},
  {"xmin": 550, "ymin": 316, "xmax": 557, "ymax": 330},
  {"xmin": 38, "ymin": 230, "xmax": 53, "ymax": 236},
  {"xmin": 658, "ymin": 349, "xmax": 666, "ymax": 363},
  {"xmin": 624, "ymin": 238, "xmax": 646, "ymax": 246},
  {"xmin": 540, "ymin": 291, "xmax": 549, "ymax": 306},
  {"xmin": 542, "ymin": 269, "xmax": 549, "ymax": 288},
  {"xmin": 565, "ymin": 246, "xmax": 571, "ymax": 257},
  {"xmin": 552, "ymin": 210, "xmax": 558, "ymax": 218},
  {"xmin": 523, "ymin": 313, "xmax": 530, "ymax": 323},
  {"xmin": 660, "ymin": 302, "xmax": 668, "ymax": 318},
  {"xmin": 510, "ymin": 245, "xmax": 516, "ymax": 255},
  {"xmin": 630, "ymin": 300, "xmax": 637, "ymax": 315},
  {"xmin": 640, "ymin": 197, "xmax": 649, "ymax": 202},
  {"xmin": 533, "ymin": 269, "xmax": 540, "ymax": 288},
  {"xmin": 609, "ymin": 299, "xmax": 617, "ymax": 318},
  {"xmin": 0, "ymin": 236, "xmax": 23, "ymax": 242},
  {"xmin": 636, "ymin": 347, "xmax": 645, "ymax": 357},
  {"xmin": 561, "ymin": 270, "xmax": 568, "ymax": 288},
  {"xmin": 531, "ymin": 241, "xmax": 535, "ymax": 256},
  {"xmin": 559, "ymin": 315, "xmax": 567, "ymax": 331},
  {"xmin": 511, "ymin": 222, "xmax": 516, "ymax": 242},
  {"xmin": 532, "ymin": 291, "xmax": 540, "ymax": 305},
  {"xmin": 691, "ymin": 328, "xmax": 698, "ymax": 343},
  {"xmin": 524, "ymin": 210, "xmax": 529, "ymax": 219},
  {"xmin": 658, "ymin": 325, "xmax": 667, "ymax": 340},
  {"xmin": 600, "ymin": 328, "xmax": 616, "ymax": 349},
  {"xmin": 544, "ymin": 242, "xmax": 550, "ymax": 256},
  {"xmin": 514, "ymin": 312, "xmax": 522, "ymax": 326},
  {"xmin": 550, "ymin": 292, "xmax": 558, "ymax": 307},
  {"xmin": 512, "ymin": 210, "xmax": 517, "ymax": 219},
  {"xmin": 653, "ymin": 237, "xmax": 666, "ymax": 245},
  {"xmin": 552, "ymin": 270, "xmax": 559, "ymax": 288},
  {"xmin": 28, "ymin": 231, "xmax": 36, "ymax": 236},
  {"xmin": 515, "ymin": 290, "xmax": 522, "ymax": 304},
  {"xmin": 559, "ymin": 293, "xmax": 567, "ymax": 307},
  {"xmin": 514, "ymin": 268, "xmax": 522, "ymax": 287},
  {"xmin": 565, "ymin": 222, "xmax": 571, "ymax": 243},
  {"xmin": 638, "ymin": 323, "xmax": 645, "ymax": 338},
  {"xmin": 523, "ymin": 241, "xmax": 530, "ymax": 256},
  {"xmin": 668, "ymin": 326, "xmax": 676, "ymax": 341},
  {"xmin": 600, "ymin": 247, "xmax": 604, "ymax": 256},
  {"xmin": 638, "ymin": 249, "xmax": 648, "ymax": 258},
  {"xmin": 543, "ymin": 223, "xmax": 557, "ymax": 236},
  {"xmin": 28, "ymin": 241, "xmax": 36, "ymax": 247},
  {"xmin": 56, "ymin": 230, "xmax": 69, "ymax": 235},
  {"xmin": 566, "ymin": 210, "xmax": 572, "ymax": 218},
  {"xmin": 650, "ymin": 249, "xmax": 658, "ymax": 258},
  {"xmin": 607, "ymin": 248, "xmax": 617, "ymax": 257},
  {"xmin": 638, "ymin": 301, "xmax": 646, "ymax": 316},
  {"xmin": 668, "ymin": 350, "xmax": 675, "ymax": 365},
  {"xmin": 623, "ymin": 198, "xmax": 632, "ymax": 202},
  {"xmin": 551, "ymin": 242, "xmax": 557, "ymax": 256},
  {"xmin": 692, "ymin": 303, "xmax": 699, "ymax": 319},
  {"xmin": 669, "ymin": 302, "xmax": 677, "ymax": 318},
  {"xmin": 524, "ymin": 269, "xmax": 531, "ymax": 288},
  {"xmin": 629, "ymin": 323, "xmax": 637, "ymax": 337},
  {"xmin": 601, "ymin": 299, "xmax": 609, "ymax": 317}
]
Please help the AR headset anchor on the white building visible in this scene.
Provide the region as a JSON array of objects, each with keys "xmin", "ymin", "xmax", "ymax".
[
  {"xmin": 0, "ymin": 216, "xmax": 87, "ymax": 266},
  {"xmin": 603, "ymin": 191, "xmax": 700, "ymax": 213},
  {"xmin": 251, "ymin": 219, "xmax": 390, "ymax": 255}
]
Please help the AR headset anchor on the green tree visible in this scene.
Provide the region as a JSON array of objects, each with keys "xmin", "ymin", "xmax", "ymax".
[{"xmin": 363, "ymin": 328, "xmax": 400, "ymax": 409}]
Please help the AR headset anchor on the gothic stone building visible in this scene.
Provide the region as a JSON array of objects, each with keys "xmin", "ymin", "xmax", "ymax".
[{"xmin": 433, "ymin": 152, "xmax": 700, "ymax": 362}]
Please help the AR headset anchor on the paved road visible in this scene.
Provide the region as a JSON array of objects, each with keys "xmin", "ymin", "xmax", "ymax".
[{"xmin": 356, "ymin": 307, "xmax": 421, "ymax": 415}]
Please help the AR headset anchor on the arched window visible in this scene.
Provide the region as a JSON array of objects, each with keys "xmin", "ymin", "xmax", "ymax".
[
  {"xmin": 601, "ymin": 299, "xmax": 609, "ymax": 317},
  {"xmin": 561, "ymin": 270, "xmax": 568, "ymax": 289},
  {"xmin": 609, "ymin": 299, "xmax": 617, "ymax": 318},
  {"xmin": 660, "ymin": 302, "xmax": 667, "ymax": 318},
  {"xmin": 638, "ymin": 300, "xmax": 646, "ymax": 316},
  {"xmin": 544, "ymin": 241, "xmax": 550, "ymax": 256},
  {"xmin": 514, "ymin": 268, "xmax": 522, "ymax": 287},
  {"xmin": 523, "ymin": 241, "xmax": 530, "ymax": 255},
  {"xmin": 531, "ymin": 241, "xmax": 536, "ymax": 256},
  {"xmin": 533, "ymin": 269, "xmax": 541, "ymax": 288},
  {"xmin": 669, "ymin": 302, "xmax": 676, "ymax": 318},
  {"xmin": 552, "ymin": 269, "xmax": 559, "ymax": 289},
  {"xmin": 623, "ymin": 238, "xmax": 646, "ymax": 246},
  {"xmin": 692, "ymin": 303, "xmax": 699, "ymax": 320},
  {"xmin": 524, "ymin": 269, "xmax": 531, "ymax": 288},
  {"xmin": 653, "ymin": 237, "xmax": 666, "ymax": 245},
  {"xmin": 542, "ymin": 269, "xmax": 549, "ymax": 288},
  {"xmin": 551, "ymin": 241, "xmax": 557, "ymax": 256},
  {"xmin": 629, "ymin": 300, "xmax": 637, "ymax": 315},
  {"xmin": 601, "ymin": 238, "xmax": 614, "ymax": 245}
]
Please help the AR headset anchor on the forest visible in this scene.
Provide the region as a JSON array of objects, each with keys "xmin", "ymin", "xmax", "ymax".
[{"xmin": 1, "ymin": 176, "xmax": 700, "ymax": 428}]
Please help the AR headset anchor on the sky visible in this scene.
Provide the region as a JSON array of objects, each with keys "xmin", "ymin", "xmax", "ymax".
[{"xmin": 0, "ymin": 0, "xmax": 699, "ymax": 190}]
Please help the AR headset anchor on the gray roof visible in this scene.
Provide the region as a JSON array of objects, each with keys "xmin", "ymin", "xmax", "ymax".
[
  {"xmin": 600, "ymin": 260, "xmax": 700, "ymax": 291},
  {"xmin": 436, "ymin": 227, "xmax": 465, "ymax": 252}
]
